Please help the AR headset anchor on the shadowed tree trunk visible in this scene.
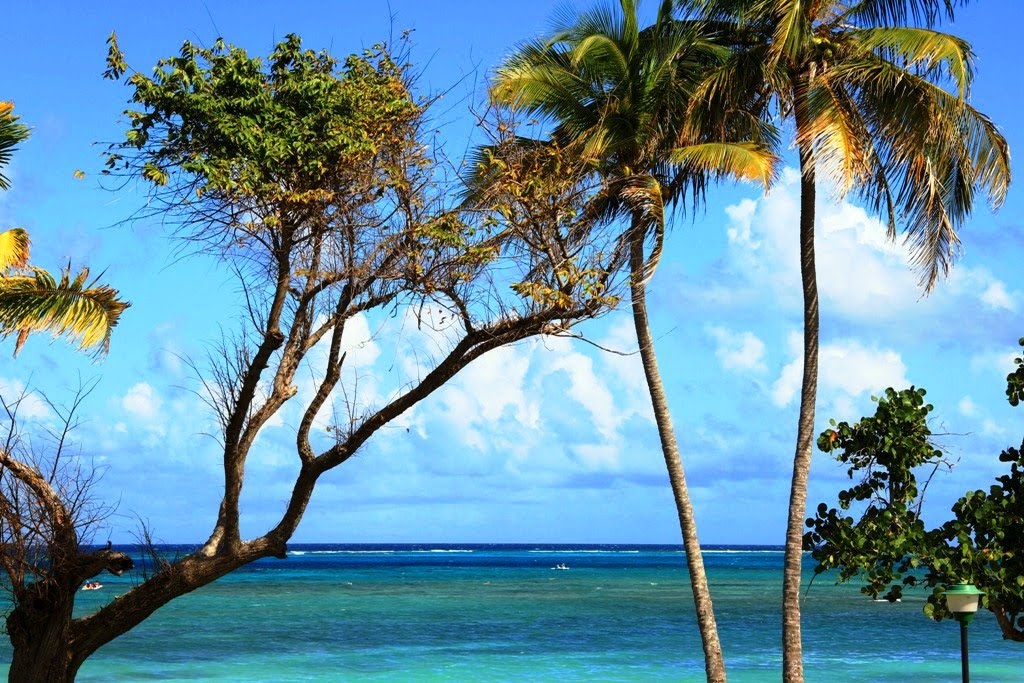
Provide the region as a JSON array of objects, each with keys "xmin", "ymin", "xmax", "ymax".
[
  {"xmin": 629, "ymin": 223, "xmax": 726, "ymax": 682},
  {"xmin": 781, "ymin": 96, "xmax": 819, "ymax": 683},
  {"xmin": 7, "ymin": 591, "xmax": 76, "ymax": 682}
]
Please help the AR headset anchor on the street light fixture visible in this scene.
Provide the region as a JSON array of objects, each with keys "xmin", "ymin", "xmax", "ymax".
[{"xmin": 942, "ymin": 582, "xmax": 985, "ymax": 683}]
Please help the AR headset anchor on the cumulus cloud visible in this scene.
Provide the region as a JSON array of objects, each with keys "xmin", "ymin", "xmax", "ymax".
[
  {"xmin": 969, "ymin": 349, "xmax": 1019, "ymax": 380},
  {"xmin": 706, "ymin": 325, "xmax": 767, "ymax": 373},
  {"xmin": 980, "ymin": 281, "xmax": 1015, "ymax": 311},
  {"xmin": 958, "ymin": 396, "xmax": 978, "ymax": 418},
  {"xmin": 121, "ymin": 382, "xmax": 163, "ymax": 420},
  {"xmin": 771, "ymin": 332, "xmax": 908, "ymax": 419},
  {"xmin": 712, "ymin": 168, "xmax": 1017, "ymax": 324},
  {"xmin": 0, "ymin": 378, "xmax": 50, "ymax": 420}
]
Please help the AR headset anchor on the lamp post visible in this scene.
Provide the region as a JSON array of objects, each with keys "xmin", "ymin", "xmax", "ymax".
[{"xmin": 942, "ymin": 582, "xmax": 985, "ymax": 683}]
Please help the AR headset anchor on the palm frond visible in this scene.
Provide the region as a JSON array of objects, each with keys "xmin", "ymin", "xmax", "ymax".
[
  {"xmin": 839, "ymin": 54, "xmax": 1010, "ymax": 289},
  {"xmin": 670, "ymin": 141, "xmax": 777, "ymax": 187},
  {"xmin": 798, "ymin": 78, "xmax": 873, "ymax": 195},
  {"xmin": 618, "ymin": 175, "xmax": 666, "ymax": 285},
  {"xmin": 0, "ymin": 228, "xmax": 31, "ymax": 272},
  {"xmin": 847, "ymin": 27, "xmax": 973, "ymax": 96},
  {"xmin": 840, "ymin": 0, "xmax": 962, "ymax": 28},
  {"xmin": 0, "ymin": 102, "xmax": 31, "ymax": 191},
  {"xmin": 769, "ymin": 0, "xmax": 812, "ymax": 66},
  {"xmin": 0, "ymin": 267, "xmax": 130, "ymax": 356},
  {"xmin": 571, "ymin": 33, "xmax": 630, "ymax": 78}
]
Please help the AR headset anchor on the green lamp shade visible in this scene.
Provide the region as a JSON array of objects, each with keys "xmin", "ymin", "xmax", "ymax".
[{"xmin": 944, "ymin": 583, "xmax": 984, "ymax": 614}]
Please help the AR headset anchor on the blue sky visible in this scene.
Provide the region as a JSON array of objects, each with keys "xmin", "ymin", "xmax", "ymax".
[{"xmin": 2, "ymin": 0, "xmax": 1023, "ymax": 544}]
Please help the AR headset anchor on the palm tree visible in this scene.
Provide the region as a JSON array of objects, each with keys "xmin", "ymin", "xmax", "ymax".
[
  {"xmin": 490, "ymin": 2, "xmax": 775, "ymax": 680},
  {"xmin": 675, "ymin": 1, "xmax": 1011, "ymax": 679},
  {"xmin": 0, "ymin": 102, "xmax": 128, "ymax": 356}
]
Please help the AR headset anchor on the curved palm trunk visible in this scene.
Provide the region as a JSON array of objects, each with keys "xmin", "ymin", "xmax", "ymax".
[
  {"xmin": 629, "ymin": 225, "xmax": 726, "ymax": 682},
  {"xmin": 781, "ymin": 124, "xmax": 819, "ymax": 683}
]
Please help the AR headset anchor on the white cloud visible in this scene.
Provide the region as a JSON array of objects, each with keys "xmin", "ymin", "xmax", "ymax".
[
  {"xmin": 121, "ymin": 382, "xmax": 162, "ymax": 420},
  {"xmin": 0, "ymin": 378, "xmax": 50, "ymax": 419},
  {"xmin": 970, "ymin": 350, "xmax": 1019, "ymax": 379},
  {"xmin": 572, "ymin": 443, "xmax": 620, "ymax": 470},
  {"xmin": 715, "ymin": 168, "xmax": 1016, "ymax": 323},
  {"xmin": 979, "ymin": 281, "xmax": 1015, "ymax": 312},
  {"xmin": 981, "ymin": 419, "xmax": 1006, "ymax": 437},
  {"xmin": 958, "ymin": 396, "xmax": 978, "ymax": 418},
  {"xmin": 771, "ymin": 332, "xmax": 908, "ymax": 419},
  {"xmin": 339, "ymin": 312, "xmax": 382, "ymax": 368},
  {"xmin": 724, "ymin": 198, "xmax": 760, "ymax": 248},
  {"xmin": 432, "ymin": 343, "xmax": 538, "ymax": 453},
  {"xmin": 547, "ymin": 337, "xmax": 620, "ymax": 442},
  {"xmin": 706, "ymin": 325, "xmax": 767, "ymax": 373}
]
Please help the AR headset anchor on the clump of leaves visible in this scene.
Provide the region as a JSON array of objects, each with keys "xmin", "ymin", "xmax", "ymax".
[
  {"xmin": 806, "ymin": 345, "xmax": 1024, "ymax": 641},
  {"xmin": 1007, "ymin": 337, "xmax": 1024, "ymax": 406},
  {"xmin": 805, "ymin": 387, "xmax": 945, "ymax": 604}
]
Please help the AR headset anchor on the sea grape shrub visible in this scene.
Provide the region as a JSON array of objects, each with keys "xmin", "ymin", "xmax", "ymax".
[
  {"xmin": 804, "ymin": 387, "xmax": 943, "ymax": 604},
  {"xmin": 934, "ymin": 444, "xmax": 1024, "ymax": 639},
  {"xmin": 1007, "ymin": 337, "xmax": 1024, "ymax": 406},
  {"xmin": 805, "ymin": 348, "xmax": 1024, "ymax": 642}
]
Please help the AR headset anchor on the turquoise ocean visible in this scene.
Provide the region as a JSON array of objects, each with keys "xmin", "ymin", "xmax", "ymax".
[{"xmin": 3, "ymin": 545, "xmax": 1021, "ymax": 681}]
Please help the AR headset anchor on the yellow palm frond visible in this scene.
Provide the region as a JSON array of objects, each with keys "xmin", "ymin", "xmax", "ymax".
[
  {"xmin": 0, "ymin": 267, "xmax": 130, "ymax": 356},
  {"xmin": 0, "ymin": 228, "xmax": 31, "ymax": 271},
  {"xmin": 849, "ymin": 27, "xmax": 973, "ymax": 98},
  {"xmin": 769, "ymin": 0, "xmax": 810, "ymax": 67},
  {"xmin": 618, "ymin": 175, "xmax": 666, "ymax": 285},
  {"xmin": 798, "ymin": 80, "xmax": 871, "ymax": 196},
  {"xmin": 571, "ymin": 33, "xmax": 629, "ymax": 77},
  {"xmin": 0, "ymin": 102, "xmax": 31, "ymax": 191},
  {"xmin": 670, "ymin": 141, "xmax": 777, "ymax": 188}
]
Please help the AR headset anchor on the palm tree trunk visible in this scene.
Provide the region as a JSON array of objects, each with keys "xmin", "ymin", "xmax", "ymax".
[
  {"xmin": 629, "ymin": 224, "xmax": 726, "ymax": 682},
  {"xmin": 781, "ymin": 117, "xmax": 819, "ymax": 683}
]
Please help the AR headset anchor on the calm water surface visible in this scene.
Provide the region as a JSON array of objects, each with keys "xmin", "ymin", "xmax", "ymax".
[{"xmin": 3, "ymin": 545, "xmax": 1020, "ymax": 681}]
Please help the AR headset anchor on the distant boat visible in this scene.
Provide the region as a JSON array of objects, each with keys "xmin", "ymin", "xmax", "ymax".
[
  {"xmin": 553, "ymin": 563, "xmax": 570, "ymax": 571},
  {"xmin": 81, "ymin": 582, "xmax": 103, "ymax": 591}
]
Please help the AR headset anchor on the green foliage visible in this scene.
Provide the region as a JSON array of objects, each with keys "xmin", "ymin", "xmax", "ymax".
[
  {"xmin": 467, "ymin": 135, "xmax": 619, "ymax": 310},
  {"xmin": 105, "ymin": 32, "xmax": 421, "ymax": 213},
  {"xmin": 807, "ymin": 348, "xmax": 1024, "ymax": 640},
  {"xmin": 806, "ymin": 387, "xmax": 942, "ymax": 603},
  {"xmin": 1007, "ymin": 337, "xmax": 1024, "ymax": 406},
  {"xmin": 104, "ymin": 32, "xmax": 500, "ymax": 298},
  {"xmin": 0, "ymin": 102, "xmax": 31, "ymax": 191},
  {"xmin": 934, "ymin": 442, "xmax": 1024, "ymax": 631}
]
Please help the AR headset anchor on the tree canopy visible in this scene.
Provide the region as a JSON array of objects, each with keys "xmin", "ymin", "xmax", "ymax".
[{"xmin": 806, "ymin": 341, "xmax": 1024, "ymax": 642}]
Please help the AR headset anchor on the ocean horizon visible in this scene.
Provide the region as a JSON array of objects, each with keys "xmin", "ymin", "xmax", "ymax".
[{"xmin": 4, "ymin": 544, "xmax": 1020, "ymax": 681}]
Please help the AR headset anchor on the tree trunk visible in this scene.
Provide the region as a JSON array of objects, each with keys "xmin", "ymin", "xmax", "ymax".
[
  {"xmin": 8, "ymin": 648, "xmax": 78, "ymax": 683},
  {"xmin": 781, "ymin": 107, "xmax": 819, "ymax": 683},
  {"xmin": 6, "ymin": 587, "xmax": 79, "ymax": 683},
  {"xmin": 629, "ymin": 225, "xmax": 726, "ymax": 682}
]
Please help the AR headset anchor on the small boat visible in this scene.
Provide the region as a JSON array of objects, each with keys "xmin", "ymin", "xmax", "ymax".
[
  {"xmin": 552, "ymin": 563, "xmax": 570, "ymax": 570},
  {"xmin": 81, "ymin": 582, "xmax": 103, "ymax": 591}
]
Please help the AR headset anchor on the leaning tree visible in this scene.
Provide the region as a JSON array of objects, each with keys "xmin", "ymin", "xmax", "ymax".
[
  {"xmin": 0, "ymin": 34, "xmax": 628, "ymax": 681},
  {"xmin": 489, "ymin": 3, "xmax": 776, "ymax": 679}
]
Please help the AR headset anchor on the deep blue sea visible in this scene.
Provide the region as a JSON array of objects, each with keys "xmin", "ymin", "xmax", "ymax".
[{"xmin": 2, "ymin": 545, "xmax": 1020, "ymax": 681}]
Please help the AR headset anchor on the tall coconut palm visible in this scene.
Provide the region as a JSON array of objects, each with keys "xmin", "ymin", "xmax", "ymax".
[
  {"xmin": 490, "ymin": 2, "xmax": 776, "ymax": 680},
  {"xmin": 676, "ymin": 1, "xmax": 1011, "ymax": 679},
  {"xmin": 0, "ymin": 102, "xmax": 129, "ymax": 356}
]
